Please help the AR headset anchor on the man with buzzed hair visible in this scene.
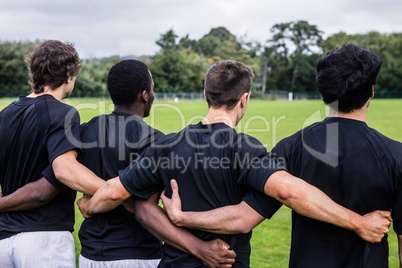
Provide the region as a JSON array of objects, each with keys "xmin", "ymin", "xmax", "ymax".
[{"xmin": 78, "ymin": 60, "xmax": 391, "ymax": 267}]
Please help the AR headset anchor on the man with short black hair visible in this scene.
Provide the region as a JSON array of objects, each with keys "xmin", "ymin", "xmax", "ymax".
[
  {"xmin": 162, "ymin": 44, "xmax": 402, "ymax": 267},
  {"xmin": 271, "ymin": 43, "xmax": 402, "ymax": 267},
  {"xmin": 78, "ymin": 59, "xmax": 392, "ymax": 267}
]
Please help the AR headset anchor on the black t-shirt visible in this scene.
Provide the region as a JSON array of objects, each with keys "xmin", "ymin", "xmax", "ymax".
[
  {"xmin": 78, "ymin": 111, "xmax": 165, "ymax": 261},
  {"xmin": 272, "ymin": 117, "xmax": 402, "ymax": 268},
  {"xmin": 0, "ymin": 95, "xmax": 80, "ymax": 239},
  {"xmin": 119, "ymin": 122, "xmax": 285, "ymax": 267}
]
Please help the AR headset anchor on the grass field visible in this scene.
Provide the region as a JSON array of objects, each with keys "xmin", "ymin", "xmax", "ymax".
[{"xmin": 1, "ymin": 97, "xmax": 402, "ymax": 267}]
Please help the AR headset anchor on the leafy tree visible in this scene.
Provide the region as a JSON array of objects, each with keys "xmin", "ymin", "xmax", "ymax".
[
  {"xmin": 193, "ymin": 27, "xmax": 260, "ymax": 75},
  {"xmin": 150, "ymin": 29, "xmax": 207, "ymax": 92},
  {"xmin": 156, "ymin": 29, "xmax": 178, "ymax": 50},
  {"xmin": 268, "ymin": 20, "xmax": 323, "ymax": 91},
  {"xmin": 0, "ymin": 41, "xmax": 37, "ymax": 96}
]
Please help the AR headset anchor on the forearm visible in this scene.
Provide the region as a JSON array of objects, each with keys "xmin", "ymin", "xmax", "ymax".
[
  {"xmin": 135, "ymin": 194, "xmax": 209, "ymax": 259},
  {"xmin": 172, "ymin": 202, "xmax": 264, "ymax": 234},
  {"xmin": 265, "ymin": 171, "xmax": 361, "ymax": 232},
  {"xmin": 0, "ymin": 177, "xmax": 59, "ymax": 213},
  {"xmin": 135, "ymin": 199, "xmax": 193, "ymax": 254},
  {"xmin": 84, "ymin": 177, "xmax": 131, "ymax": 216},
  {"xmin": 53, "ymin": 151, "xmax": 105, "ymax": 195},
  {"xmin": 86, "ymin": 184, "xmax": 122, "ymax": 214}
]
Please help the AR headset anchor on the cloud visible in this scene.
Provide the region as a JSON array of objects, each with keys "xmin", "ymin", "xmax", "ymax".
[{"xmin": 0, "ymin": 0, "xmax": 401, "ymax": 58}]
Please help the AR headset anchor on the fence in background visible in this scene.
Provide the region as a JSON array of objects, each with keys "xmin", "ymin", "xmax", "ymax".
[{"xmin": 2, "ymin": 90, "xmax": 402, "ymax": 100}]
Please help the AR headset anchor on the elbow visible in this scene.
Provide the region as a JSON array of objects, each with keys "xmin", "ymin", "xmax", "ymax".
[
  {"xmin": 52, "ymin": 159, "xmax": 68, "ymax": 184},
  {"xmin": 235, "ymin": 219, "xmax": 254, "ymax": 234},
  {"xmin": 108, "ymin": 190, "xmax": 126, "ymax": 204},
  {"xmin": 273, "ymin": 179, "xmax": 299, "ymax": 206},
  {"xmin": 133, "ymin": 199, "xmax": 153, "ymax": 225},
  {"xmin": 33, "ymin": 192, "xmax": 53, "ymax": 206},
  {"xmin": 134, "ymin": 205, "xmax": 147, "ymax": 225},
  {"xmin": 52, "ymin": 157, "xmax": 76, "ymax": 186},
  {"xmin": 106, "ymin": 180, "xmax": 127, "ymax": 203},
  {"xmin": 276, "ymin": 187, "xmax": 295, "ymax": 202}
]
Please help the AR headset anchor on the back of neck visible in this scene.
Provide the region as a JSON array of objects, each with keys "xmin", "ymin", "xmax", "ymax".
[
  {"xmin": 328, "ymin": 107, "xmax": 367, "ymax": 122},
  {"xmin": 114, "ymin": 105, "xmax": 144, "ymax": 120},
  {"xmin": 202, "ymin": 108, "xmax": 237, "ymax": 128}
]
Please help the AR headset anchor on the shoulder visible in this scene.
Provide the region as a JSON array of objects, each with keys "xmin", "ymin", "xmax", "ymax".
[
  {"xmin": 42, "ymin": 97, "xmax": 80, "ymax": 125},
  {"xmin": 0, "ymin": 102, "xmax": 16, "ymax": 117},
  {"xmin": 131, "ymin": 118, "xmax": 164, "ymax": 136},
  {"xmin": 79, "ymin": 114, "xmax": 104, "ymax": 134},
  {"xmin": 370, "ymin": 128, "xmax": 402, "ymax": 162},
  {"xmin": 271, "ymin": 121, "xmax": 322, "ymax": 159},
  {"xmin": 234, "ymin": 132, "xmax": 268, "ymax": 158}
]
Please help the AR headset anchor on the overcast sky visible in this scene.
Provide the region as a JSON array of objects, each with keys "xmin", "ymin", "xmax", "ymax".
[{"xmin": 1, "ymin": 0, "xmax": 401, "ymax": 59}]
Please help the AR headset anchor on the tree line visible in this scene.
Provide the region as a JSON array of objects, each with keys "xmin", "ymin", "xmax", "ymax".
[{"xmin": 1, "ymin": 21, "xmax": 401, "ymax": 98}]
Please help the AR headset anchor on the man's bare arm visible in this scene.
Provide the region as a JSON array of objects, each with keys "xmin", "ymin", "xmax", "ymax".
[
  {"xmin": 163, "ymin": 173, "xmax": 391, "ymax": 243},
  {"xmin": 52, "ymin": 150, "xmax": 105, "ymax": 195},
  {"xmin": 265, "ymin": 171, "xmax": 391, "ymax": 243},
  {"xmin": 161, "ymin": 179, "xmax": 264, "ymax": 234},
  {"xmin": 0, "ymin": 177, "xmax": 59, "ymax": 213},
  {"xmin": 76, "ymin": 176, "xmax": 129, "ymax": 218},
  {"xmin": 135, "ymin": 193, "xmax": 236, "ymax": 268}
]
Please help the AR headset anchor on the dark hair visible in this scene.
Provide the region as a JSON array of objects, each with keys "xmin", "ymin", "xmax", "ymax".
[
  {"xmin": 316, "ymin": 43, "xmax": 382, "ymax": 113},
  {"xmin": 27, "ymin": 40, "xmax": 82, "ymax": 93},
  {"xmin": 204, "ymin": 60, "xmax": 254, "ymax": 109},
  {"xmin": 107, "ymin": 60, "xmax": 152, "ymax": 107}
]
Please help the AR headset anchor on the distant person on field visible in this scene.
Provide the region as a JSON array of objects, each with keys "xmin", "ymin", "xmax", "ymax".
[
  {"xmin": 77, "ymin": 59, "xmax": 391, "ymax": 267},
  {"xmin": 161, "ymin": 44, "xmax": 402, "ymax": 267}
]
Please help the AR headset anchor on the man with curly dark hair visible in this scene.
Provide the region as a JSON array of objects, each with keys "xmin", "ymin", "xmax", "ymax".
[{"xmin": 0, "ymin": 40, "xmax": 107, "ymax": 267}]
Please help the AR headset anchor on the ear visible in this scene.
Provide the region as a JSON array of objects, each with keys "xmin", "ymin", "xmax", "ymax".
[
  {"xmin": 240, "ymin": 92, "xmax": 249, "ymax": 108},
  {"xmin": 204, "ymin": 90, "xmax": 207, "ymax": 102},
  {"xmin": 371, "ymin": 86, "xmax": 375, "ymax": 98},
  {"xmin": 140, "ymin": 90, "xmax": 149, "ymax": 103}
]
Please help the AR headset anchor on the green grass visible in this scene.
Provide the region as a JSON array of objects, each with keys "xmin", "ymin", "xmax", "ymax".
[{"xmin": 1, "ymin": 98, "xmax": 402, "ymax": 267}]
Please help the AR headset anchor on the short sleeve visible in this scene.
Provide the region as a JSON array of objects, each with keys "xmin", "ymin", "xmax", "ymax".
[
  {"xmin": 235, "ymin": 134, "xmax": 287, "ymax": 193},
  {"xmin": 44, "ymin": 105, "xmax": 82, "ymax": 163},
  {"xmin": 42, "ymin": 165, "xmax": 71, "ymax": 191},
  {"xmin": 119, "ymin": 147, "xmax": 164, "ymax": 200},
  {"xmin": 243, "ymin": 189, "xmax": 282, "ymax": 219}
]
